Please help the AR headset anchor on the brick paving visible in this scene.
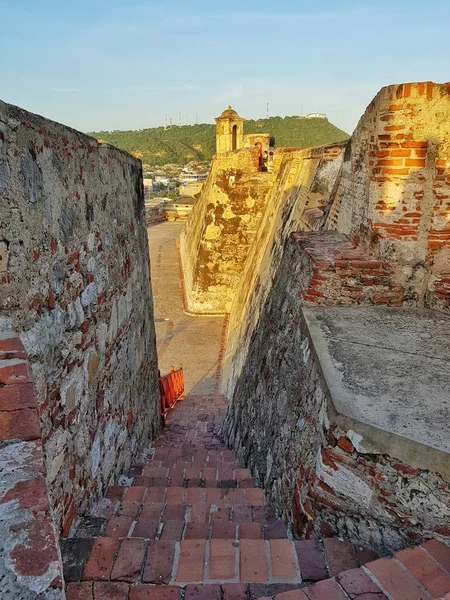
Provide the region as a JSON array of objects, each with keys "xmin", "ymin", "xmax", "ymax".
[{"xmin": 62, "ymin": 391, "xmax": 450, "ymax": 599}]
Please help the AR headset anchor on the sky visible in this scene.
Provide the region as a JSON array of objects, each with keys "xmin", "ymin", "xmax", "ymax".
[{"xmin": 1, "ymin": 0, "xmax": 449, "ymax": 135}]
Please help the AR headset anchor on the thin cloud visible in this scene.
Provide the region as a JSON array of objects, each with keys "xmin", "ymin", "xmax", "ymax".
[{"xmin": 128, "ymin": 84, "xmax": 201, "ymax": 92}]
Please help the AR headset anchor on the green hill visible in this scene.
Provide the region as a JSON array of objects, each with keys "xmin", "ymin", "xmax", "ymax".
[{"xmin": 88, "ymin": 116, "xmax": 349, "ymax": 167}]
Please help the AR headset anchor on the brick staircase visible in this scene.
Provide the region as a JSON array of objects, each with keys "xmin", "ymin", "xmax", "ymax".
[{"xmin": 62, "ymin": 393, "xmax": 450, "ymax": 600}]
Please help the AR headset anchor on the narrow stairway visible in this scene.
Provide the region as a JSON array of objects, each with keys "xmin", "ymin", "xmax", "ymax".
[{"xmin": 62, "ymin": 393, "xmax": 450, "ymax": 600}]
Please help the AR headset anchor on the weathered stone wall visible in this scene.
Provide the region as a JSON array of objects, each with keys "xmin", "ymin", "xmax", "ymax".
[
  {"xmin": 180, "ymin": 147, "xmax": 272, "ymax": 313},
  {"xmin": 326, "ymin": 81, "xmax": 450, "ymax": 311},
  {"xmin": 222, "ymin": 143, "xmax": 346, "ymax": 399},
  {"xmin": 0, "ymin": 334, "xmax": 64, "ymax": 600},
  {"xmin": 222, "ymin": 233, "xmax": 449, "ymax": 554},
  {"xmin": 0, "ymin": 99, "xmax": 161, "ymax": 535}
]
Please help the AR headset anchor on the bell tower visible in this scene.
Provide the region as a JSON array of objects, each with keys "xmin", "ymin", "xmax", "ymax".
[{"xmin": 215, "ymin": 105, "xmax": 244, "ymax": 155}]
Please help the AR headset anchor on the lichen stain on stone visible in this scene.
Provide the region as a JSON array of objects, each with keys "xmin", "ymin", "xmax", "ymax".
[{"xmin": 204, "ymin": 224, "xmax": 221, "ymax": 240}]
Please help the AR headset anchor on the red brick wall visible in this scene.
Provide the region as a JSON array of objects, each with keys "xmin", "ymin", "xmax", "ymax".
[
  {"xmin": 330, "ymin": 81, "xmax": 450, "ymax": 312},
  {"xmin": 292, "ymin": 231, "xmax": 404, "ymax": 307},
  {"xmin": 0, "ymin": 334, "xmax": 63, "ymax": 597}
]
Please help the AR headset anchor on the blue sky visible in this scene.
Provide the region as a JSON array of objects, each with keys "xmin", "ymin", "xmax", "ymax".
[{"xmin": 1, "ymin": 1, "xmax": 449, "ymax": 134}]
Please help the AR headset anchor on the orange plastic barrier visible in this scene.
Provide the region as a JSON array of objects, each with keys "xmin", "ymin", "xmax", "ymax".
[{"xmin": 159, "ymin": 366, "xmax": 185, "ymax": 421}]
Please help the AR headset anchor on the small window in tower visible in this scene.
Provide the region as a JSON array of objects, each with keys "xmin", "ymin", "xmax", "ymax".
[{"xmin": 232, "ymin": 125, "xmax": 237, "ymax": 151}]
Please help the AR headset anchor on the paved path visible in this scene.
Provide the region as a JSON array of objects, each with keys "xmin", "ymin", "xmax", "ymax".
[
  {"xmin": 147, "ymin": 222, "xmax": 224, "ymax": 395},
  {"xmin": 64, "ymin": 392, "xmax": 450, "ymax": 599}
]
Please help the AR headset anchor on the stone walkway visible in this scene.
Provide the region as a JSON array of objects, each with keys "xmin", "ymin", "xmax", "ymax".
[
  {"xmin": 62, "ymin": 224, "xmax": 450, "ymax": 599},
  {"xmin": 147, "ymin": 222, "xmax": 224, "ymax": 395}
]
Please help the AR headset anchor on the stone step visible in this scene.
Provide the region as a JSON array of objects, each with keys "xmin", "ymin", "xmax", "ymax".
[
  {"xmin": 63, "ymin": 534, "xmax": 379, "ymax": 588},
  {"xmin": 64, "ymin": 537, "xmax": 450, "ymax": 599},
  {"xmin": 271, "ymin": 538, "xmax": 450, "ymax": 600},
  {"xmin": 70, "ymin": 515, "xmax": 289, "ymax": 543},
  {"xmin": 115, "ymin": 465, "xmax": 257, "ymax": 488},
  {"xmin": 62, "ymin": 390, "xmax": 450, "ymax": 598}
]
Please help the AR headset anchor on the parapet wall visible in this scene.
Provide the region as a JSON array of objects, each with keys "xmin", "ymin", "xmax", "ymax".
[
  {"xmin": 0, "ymin": 99, "xmax": 161, "ymax": 536},
  {"xmin": 179, "ymin": 147, "xmax": 272, "ymax": 313}
]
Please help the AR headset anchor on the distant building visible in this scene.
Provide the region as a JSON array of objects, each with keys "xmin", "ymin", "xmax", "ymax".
[
  {"xmin": 179, "ymin": 182, "xmax": 204, "ymax": 197},
  {"xmin": 164, "ymin": 196, "xmax": 195, "ymax": 221},
  {"xmin": 143, "ymin": 178, "xmax": 154, "ymax": 197},
  {"xmin": 303, "ymin": 113, "xmax": 328, "ymax": 119},
  {"xmin": 178, "ymin": 170, "xmax": 208, "ymax": 184},
  {"xmin": 154, "ymin": 175, "xmax": 170, "ymax": 186}
]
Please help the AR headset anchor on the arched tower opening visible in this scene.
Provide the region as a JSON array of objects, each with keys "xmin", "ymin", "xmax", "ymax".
[{"xmin": 232, "ymin": 125, "xmax": 238, "ymax": 151}]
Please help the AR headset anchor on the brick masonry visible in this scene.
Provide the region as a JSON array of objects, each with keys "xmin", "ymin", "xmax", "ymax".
[
  {"xmin": 327, "ymin": 82, "xmax": 450, "ymax": 313},
  {"xmin": 0, "ymin": 334, "xmax": 64, "ymax": 599},
  {"xmin": 0, "ymin": 98, "xmax": 161, "ymax": 535}
]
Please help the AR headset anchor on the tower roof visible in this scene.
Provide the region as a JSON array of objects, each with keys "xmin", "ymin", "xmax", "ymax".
[{"xmin": 215, "ymin": 105, "xmax": 244, "ymax": 121}]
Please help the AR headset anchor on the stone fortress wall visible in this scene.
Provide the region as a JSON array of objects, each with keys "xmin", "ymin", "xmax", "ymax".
[
  {"xmin": 222, "ymin": 143, "xmax": 346, "ymax": 398},
  {"xmin": 179, "ymin": 82, "xmax": 450, "ymax": 553},
  {"xmin": 180, "ymin": 147, "xmax": 272, "ymax": 313},
  {"xmin": 0, "ymin": 97, "xmax": 161, "ymax": 566}
]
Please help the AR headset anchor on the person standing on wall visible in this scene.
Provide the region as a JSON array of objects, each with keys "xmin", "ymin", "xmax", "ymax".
[{"xmin": 262, "ymin": 150, "xmax": 269, "ymax": 172}]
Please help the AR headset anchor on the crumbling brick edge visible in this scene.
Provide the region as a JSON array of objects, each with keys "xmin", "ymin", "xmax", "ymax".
[{"xmin": 0, "ymin": 333, "xmax": 64, "ymax": 598}]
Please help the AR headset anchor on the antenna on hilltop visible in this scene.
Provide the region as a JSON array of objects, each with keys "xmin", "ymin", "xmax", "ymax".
[
  {"xmin": 178, "ymin": 110, "xmax": 182, "ymax": 126},
  {"xmin": 165, "ymin": 114, "xmax": 168, "ymax": 128},
  {"xmin": 185, "ymin": 114, "xmax": 188, "ymax": 125},
  {"xmin": 266, "ymin": 102, "xmax": 269, "ymax": 119},
  {"xmin": 196, "ymin": 113, "xmax": 199, "ymax": 125}
]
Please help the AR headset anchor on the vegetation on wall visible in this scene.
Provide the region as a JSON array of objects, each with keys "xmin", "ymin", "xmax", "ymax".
[{"xmin": 89, "ymin": 117, "xmax": 349, "ymax": 167}]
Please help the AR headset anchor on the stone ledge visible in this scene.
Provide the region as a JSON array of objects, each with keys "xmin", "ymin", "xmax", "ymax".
[
  {"xmin": 302, "ymin": 306, "xmax": 450, "ymax": 479},
  {"xmin": 303, "ymin": 307, "xmax": 450, "ymax": 475}
]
